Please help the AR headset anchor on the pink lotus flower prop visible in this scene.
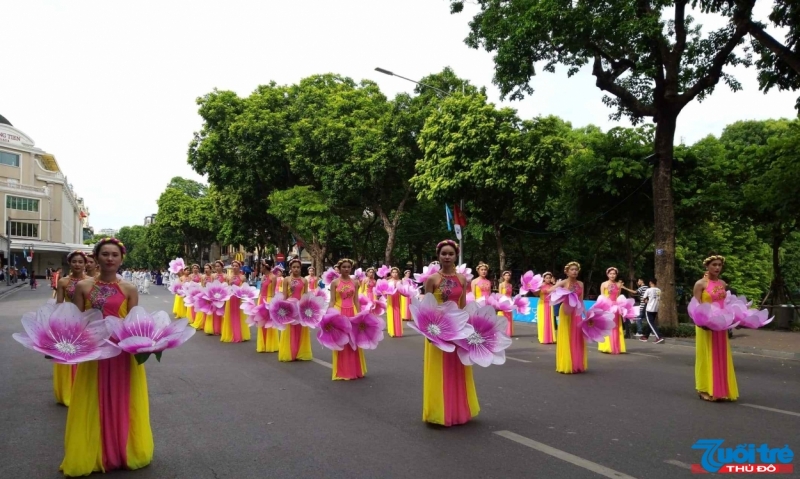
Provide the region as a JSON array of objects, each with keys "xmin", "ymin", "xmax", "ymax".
[
  {"xmin": 354, "ymin": 268, "xmax": 366, "ymax": 282},
  {"xmin": 168, "ymin": 257, "xmax": 186, "ymax": 275},
  {"xmin": 396, "ymin": 279, "xmax": 418, "ymax": 298},
  {"xmin": 13, "ymin": 302, "xmax": 120, "ymax": 364},
  {"xmin": 106, "ymin": 306, "xmax": 195, "ymax": 364},
  {"xmin": 297, "ymin": 292, "xmax": 327, "ymax": 328},
  {"xmin": 312, "ymin": 287, "xmax": 328, "ymax": 299},
  {"xmin": 738, "ymin": 308, "xmax": 774, "ymax": 329},
  {"xmin": 519, "ymin": 271, "xmax": 543, "ymax": 295},
  {"xmin": 182, "ymin": 284, "xmax": 205, "ymax": 308},
  {"xmin": 359, "ymin": 295, "xmax": 387, "ymax": 316},
  {"xmin": 581, "ymin": 303, "xmax": 616, "ymax": 342},
  {"xmin": 688, "ymin": 298, "xmax": 739, "ymax": 331},
  {"xmin": 512, "ymin": 294, "xmax": 530, "ymax": 315},
  {"xmin": 232, "ymin": 283, "xmax": 259, "ymax": 304},
  {"xmin": 376, "ymin": 265, "xmax": 391, "ymax": 279},
  {"xmin": 486, "ymin": 293, "xmax": 514, "ymax": 313},
  {"xmin": 243, "ymin": 301, "xmax": 277, "ymax": 329},
  {"xmin": 269, "ymin": 293, "xmax": 299, "ymax": 327},
  {"xmin": 456, "ymin": 263, "xmax": 474, "ymax": 282},
  {"xmin": 168, "ymin": 281, "xmax": 185, "ymax": 296},
  {"xmin": 374, "ymin": 279, "xmax": 397, "ymax": 297},
  {"xmin": 202, "ymin": 281, "xmax": 231, "ymax": 316},
  {"xmin": 413, "ymin": 263, "xmax": 441, "ymax": 285},
  {"xmin": 453, "ymin": 303, "xmax": 512, "ymax": 367},
  {"xmin": 316, "ymin": 309, "xmax": 352, "ymax": 351},
  {"xmin": 614, "ymin": 295, "xmax": 638, "ymax": 319},
  {"xmin": 723, "ymin": 292, "xmax": 772, "ymax": 329},
  {"xmin": 466, "ymin": 291, "xmax": 476, "ymax": 304},
  {"xmin": 322, "ymin": 267, "xmax": 340, "ymax": 286},
  {"xmin": 349, "ymin": 311, "xmax": 386, "ymax": 350},
  {"xmin": 549, "ymin": 287, "xmax": 583, "ymax": 314},
  {"xmin": 408, "ymin": 294, "xmax": 473, "ymax": 352}
]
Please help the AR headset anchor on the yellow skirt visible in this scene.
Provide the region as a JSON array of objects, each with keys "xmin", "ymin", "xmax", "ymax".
[
  {"xmin": 172, "ymin": 295, "xmax": 184, "ymax": 318},
  {"xmin": 555, "ymin": 306, "xmax": 587, "ymax": 373},
  {"xmin": 53, "ymin": 364, "xmax": 75, "ymax": 406},
  {"xmin": 221, "ymin": 298, "xmax": 251, "ymax": 343},
  {"xmin": 597, "ymin": 314, "xmax": 626, "ymax": 354},
  {"xmin": 332, "ymin": 348, "xmax": 367, "ymax": 380},
  {"xmin": 190, "ymin": 311, "xmax": 206, "ymax": 330},
  {"xmin": 256, "ymin": 328, "xmax": 280, "ymax": 353},
  {"xmin": 278, "ymin": 325, "xmax": 313, "ymax": 361},
  {"xmin": 537, "ymin": 300, "xmax": 556, "ymax": 344},
  {"xmin": 422, "ymin": 341, "xmax": 480, "ymax": 426},
  {"xmin": 400, "ymin": 295, "xmax": 411, "ymax": 320},
  {"xmin": 695, "ymin": 327, "xmax": 739, "ymax": 400}
]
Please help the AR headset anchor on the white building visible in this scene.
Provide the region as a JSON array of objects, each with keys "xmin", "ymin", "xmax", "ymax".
[
  {"xmin": 98, "ymin": 228, "xmax": 119, "ymax": 237},
  {"xmin": 0, "ymin": 114, "xmax": 92, "ymax": 276}
]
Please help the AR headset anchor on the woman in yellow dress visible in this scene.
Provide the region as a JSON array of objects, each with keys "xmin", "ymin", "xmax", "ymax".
[
  {"xmin": 498, "ymin": 270, "xmax": 514, "ymax": 336},
  {"xmin": 278, "ymin": 258, "xmax": 312, "ymax": 361},
  {"xmin": 401, "ymin": 269, "xmax": 413, "ymax": 320},
  {"xmin": 422, "ymin": 240, "xmax": 479, "ymax": 426},
  {"xmin": 204, "ymin": 261, "xmax": 228, "ymax": 336},
  {"xmin": 190, "ymin": 264, "xmax": 214, "ymax": 330},
  {"xmin": 85, "ymin": 253, "xmax": 99, "ymax": 279},
  {"xmin": 694, "ymin": 255, "xmax": 738, "ymax": 402},
  {"xmin": 554, "ymin": 262, "xmax": 587, "ymax": 374},
  {"xmin": 386, "ymin": 267, "xmax": 404, "ymax": 337},
  {"xmin": 537, "ymin": 272, "xmax": 557, "ymax": 344},
  {"xmin": 221, "ymin": 261, "xmax": 250, "ymax": 343},
  {"xmin": 329, "ymin": 258, "xmax": 367, "ymax": 379},
  {"xmin": 61, "ymin": 238, "xmax": 153, "ymax": 476},
  {"xmin": 305, "ymin": 266, "xmax": 318, "ymax": 292},
  {"xmin": 471, "ymin": 262, "xmax": 491, "ymax": 300},
  {"xmin": 256, "ymin": 261, "xmax": 279, "ymax": 352},
  {"xmin": 598, "ymin": 267, "xmax": 627, "ymax": 354},
  {"xmin": 53, "ymin": 250, "xmax": 87, "ymax": 406}
]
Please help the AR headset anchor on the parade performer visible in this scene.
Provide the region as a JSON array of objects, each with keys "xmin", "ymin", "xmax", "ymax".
[
  {"xmin": 305, "ymin": 266, "xmax": 318, "ymax": 292},
  {"xmin": 471, "ymin": 262, "xmax": 491, "ymax": 300},
  {"xmin": 359, "ymin": 267, "xmax": 376, "ymax": 301},
  {"xmin": 537, "ymin": 272, "xmax": 557, "ymax": 344},
  {"xmin": 553, "ymin": 262, "xmax": 587, "ymax": 374},
  {"xmin": 278, "ymin": 258, "xmax": 312, "ymax": 361},
  {"xmin": 190, "ymin": 265, "xmax": 214, "ymax": 330},
  {"xmin": 694, "ymin": 255, "xmax": 738, "ymax": 402},
  {"xmin": 421, "ymin": 240, "xmax": 480, "ymax": 426},
  {"xmin": 85, "ymin": 253, "xmax": 99, "ymax": 279},
  {"xmin": 329, "ymin": 258, "xmax": 367, "ymax": 379},
  {"xmin": 185, "ymin": 264, "xmax": 202, "ymax": 324},
  {"xmin": 401, "ymin": 270, "xmax": 413, "ymax": 320},
  {"xmin": 53, "ymin": 250, "xmax": 87, "ymax": 406},
  {"xmin": 598, "ymin": 267, "xmax": 627, "ymax": 354},
  {"xmin": 221, "ymin": 261, "xmax": 250, "ymax": 343},
  {"xmin": 204, "ymin": 261, "xmax": 228, "ymax": 336},
  {"xmin": 498, "ymin": 270, "xmax": 514, "ymax": 336},
  {"xmin": 386, "ymin": 267, "xmax": 403, "ymax": 337},
  {"xmin": 256, "ymin": 261, "xmax": 279, "ymax": 352},
  {"xmin": 60, "ymin": 237, "xmax": 154, "ymax": 476}
]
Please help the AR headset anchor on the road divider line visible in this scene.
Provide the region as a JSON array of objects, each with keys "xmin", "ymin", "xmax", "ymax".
[
  {"xmin": 494, "ymin": 430, "xmax": 638, "ymax": 479},
  {"xmin": 740, "ymin": 403, "xmax": 800, "ymax": 417},
  {"xmin": 663, "ymin": 459, "xmax": 692, "ymax": 470},
  {"xmin": 628, "ymin": 352, "xmax": 661, "ymax": 359},
  {"xmin": 506, "ymin": 356, "xmax": 532, "ymax": 363},
  {"xmin": 311, "ymin": 358, "xmax": 332, "ymax": 369}
]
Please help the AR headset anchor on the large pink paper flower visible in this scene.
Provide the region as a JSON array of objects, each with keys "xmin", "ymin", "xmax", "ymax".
[
  {"xmin": 376, "ymin": 265, "xmax": 391, "ymax": 279},
  {"xmin": 322, "ymin": 267, "xmax": 340, "ymax": 286},
  {"xmin": 549, "ymin": 287, "xmax": 583, "ymax": 314},
  {"xmin": 737, "ymin": 308, "xmax": 774, "ymax": 329},
  {"xmin": 519, "ymin": 271, "xmax": 543, "ymax": 295},
  {"xmin": 354, "ymin": 268, "xmax": 366, "ymax": 282},
  {"xmin": 168, "ymin": 281, "xmax": 184, "ymax": 296},
  {"xmin": 688, "ymin": 298, "xmax": 739, "ymax": 331},
  {"xmin": 396, "ymin": 279, "xmax": 418, "ymax": 298},
  {"xmin": 453, "ymin": 303, "xmax": 512, "ymax": 367},
  {"xmin": 466, "ymin": 291, "xmax": 476, "ymax": 304},
  {"xmin": 169, "ymin": 257, "xmax": 186, "ymax": 275},
  {"xmin": 203, "ymin": 281, "xmax": 231, "ymax": 316},
  {"xmin": 316, "ymin": 309, "xmax": 352, "ymax": 351},
  {"xmin": 349, "ymin": 311, "xmax": 386, "ymax": 350},
  {"xmin": 297, "ymin": 292, "xmax": 327, "ymax": 328},
  {"xmin": 413, "ymin": 263, "xmax": 441, "ymax": 285},
  {"xmin": 182, "ymin": 284, "xmax": 205, "ymax": 308},
  {"xmin": 408, "ymin": 293, "xmax": 473, "ymax": 352},
  {"xmin": 486, "ymin": 293, "xmax": 514, "ymax": 313},
  {"xmin": 581, "ymin": 305, "xmax": 616, "ymax": 342},
  {"xmin": 358, "ymin": 295, "xmax": 387, "ymax": 316},
  {"xmin": 13, "ymin": 302, "xmax": 119, "ymax": 364},
  {"xmin": 269, "ymin": 292, "xmax": 299, "ymax": 327},
  {"xmin": 232, "ymin": 283, "xmax": 259, "ymax": 304},
  {"xmin": 512, "ymin": 294, "xmax": 530, "ymax": 315},
  {"xmin": 244, "ymin": 301, "xmax": 279, "ymax": 329},
  {"xmin": 614, "ymin": 295, "xmax": 638, "ymax": 319},
  {"xmin": 106, "ymin": 306, "xmax": 195, "ymax": 364},
  {"xmin": 593, "ymin": 294, "xmax": 615, "ymax": 312},
  {"xmin": 456, "ymin": 263, "xmax": 474, "ymax": 282},
  {"xmin": 374, "ymin": 279, "xmax": 397, "ymax": 297},
  {"xmin": 312, "ymin": 287, "xmax": 328, "ymax": 299}
]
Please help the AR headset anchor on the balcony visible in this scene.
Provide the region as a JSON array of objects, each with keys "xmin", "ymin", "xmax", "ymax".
[{"xmin": 0, "ymin": 179, "xmax": 48, "ymax": 195}]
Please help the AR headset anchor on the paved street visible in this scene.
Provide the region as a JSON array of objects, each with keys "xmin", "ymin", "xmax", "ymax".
[{"xmin": 1, "ymin": 286, "xmax": 798, "ymax": 479}]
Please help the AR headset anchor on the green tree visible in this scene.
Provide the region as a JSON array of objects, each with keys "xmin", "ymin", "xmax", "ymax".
[{"xmin": 116, "ymin": 225, "xmax": 149, "ymax": 268}]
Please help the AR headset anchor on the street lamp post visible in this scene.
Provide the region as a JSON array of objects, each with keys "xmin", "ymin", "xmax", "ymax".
[
  {"xmin": 374, "ymin": 67, "xmax": 465, "ymax": 264},
  {"xmin": 5, "ymin": 218, "xmax": 58, "ymax": 286}
]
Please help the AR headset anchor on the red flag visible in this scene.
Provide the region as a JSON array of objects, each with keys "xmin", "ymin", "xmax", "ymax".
[{"xmin": 453, "ymin": 203, "xmax": 467, "ymax": 227}]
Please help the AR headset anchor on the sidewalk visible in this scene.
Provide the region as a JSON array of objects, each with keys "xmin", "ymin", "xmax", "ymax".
[
  {"xmin": 670, "ymin": 328, "xmax": 800, "ymax": 360},
  {"xmin": 0, "ymin": 281, "xmax": 28, "ymax": 299}
]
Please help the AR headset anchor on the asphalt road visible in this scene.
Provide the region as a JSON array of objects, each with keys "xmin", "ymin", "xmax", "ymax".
[{"xmin": 1, "ymin": 286, "xmax": 798, "ymax": 478}]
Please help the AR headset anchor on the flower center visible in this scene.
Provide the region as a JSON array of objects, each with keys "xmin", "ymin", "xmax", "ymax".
[
  {"xmin": 426, "ymin": 324, "xmax": 441, "ymax": 336},
  {"xmin": 304, "ymin": 308, "xmax": 313, "ymax": 318},
  {"xmin": 278, "ymin": 308, "xmax": 287, "ymax": 317},
  {"xmin": 55, "ymin": 341, "xmax": 77, "ymax": 354},
  {"xmin": 587, "ymin": 319, "xmax": 594, "ymax": 327},
  {"xmin": 467, "ymin": 332, "xmax": 485, "ymax": 345}
]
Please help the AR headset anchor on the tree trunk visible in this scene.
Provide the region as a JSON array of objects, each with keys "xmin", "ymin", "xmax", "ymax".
[
  {"xmin": 493, "ymin": 223, "xmax": 506, "ymax": 271},
  {"xmin": 374, "ymin": 188, "xmax": 411, "ymax": 266},
  {"xmin": 770, "ymin": 227, "xmax": 786, "ymax": 305},
  {"xmin": 653, "ymin": 114, "xmax": 678, "ymax": 327},
  {"xmin": 625, "ymin": 219, "xmax": 635, "ymax": 288}
]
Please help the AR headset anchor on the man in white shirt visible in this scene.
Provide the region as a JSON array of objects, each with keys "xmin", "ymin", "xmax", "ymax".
[{"xmin": 639, "ymin": 279, "xmax": 665, "ymax": 344}]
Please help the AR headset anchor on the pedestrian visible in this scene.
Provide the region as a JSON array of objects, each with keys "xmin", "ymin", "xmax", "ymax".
[
  {"xmin": 50, "ymin": 268, "xmax": 60, "ymax": 298},
  {"xmin": 640, "ymin": 279, "xmax": 665, "ymax": 344},
  {"xmin": 29, "ymin": 270, "xmax": 37, "ymax": 289},
  {"xmin": 20, "ymin": 266, "xmax": 27, "ymax": 281},
  {"xmin": 45, "ymin": 267, "xmax": 51, "ymax": 280},
  {"xmin": 634, "ymin": 278, "xmax": 648, "ymax": 337}
]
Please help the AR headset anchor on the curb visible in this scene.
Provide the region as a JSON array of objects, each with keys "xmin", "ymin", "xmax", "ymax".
[
  {"xmin": 0, "ymin": 282, "xmax": 26, "ymax": 300},
  {"xmin": 669, "ymin": 337, "xmax": 800, "ymax": 360}
]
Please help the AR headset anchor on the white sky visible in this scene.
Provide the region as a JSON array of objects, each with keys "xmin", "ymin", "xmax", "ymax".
[{"xmin": 1, "ymin": 0, "xmax": 795, "ymax": 231}]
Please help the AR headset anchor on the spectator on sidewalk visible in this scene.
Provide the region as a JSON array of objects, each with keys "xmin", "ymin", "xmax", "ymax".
[
  {"xmin": 20, "ymin": 266, "xmax": 27, "ymax": 281},
  {"xmin": 45, "ymin": 267, "xmax": 51, "ymax": 280},
  {"xmin": 634, "ymin": 278, "xmax": 648, "ymax": 337},
  {"xmin": 640, "ymin": 279, "xmax": 664, "ymax": 344},
  {"xmin": 30, "ymin": 270, "xmax": 37, "ymax": 289},
  {"xmin": 50, "ymin": 268, "xmax": 60, "ymax": 298}
]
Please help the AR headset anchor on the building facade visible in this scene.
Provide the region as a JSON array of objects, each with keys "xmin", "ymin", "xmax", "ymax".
[{"xmin": 0, "ymin": 114, "xmax": 92, "ymax": 276}]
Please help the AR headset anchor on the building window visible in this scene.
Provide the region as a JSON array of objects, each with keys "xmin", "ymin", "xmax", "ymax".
[
  {"xmin": 6, "ymin": 195, "xmax": 39, "ymax": 212},
  {"xmin": 0, "ymin": 151, "xmax": 20, "ymax": 167},
  {"xmin": 9, "ymin": 221, "xmax": 38, "ymax": 238}
]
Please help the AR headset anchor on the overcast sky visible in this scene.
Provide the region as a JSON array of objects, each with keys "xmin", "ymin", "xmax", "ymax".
[{"xmin": 1, "ymin": 0, "xmax": 795, "ymax": 231}]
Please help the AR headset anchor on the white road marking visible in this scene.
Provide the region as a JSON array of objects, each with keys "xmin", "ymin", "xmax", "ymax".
[
  {"xmin": 495, "ymin": 430, "xmax": 638, "ymax": 479},
  {"xmin": 312, "ymin": 358, "xmax": 332, "ymax": 369},
  {"xmin": 740, "ymin": 403, "xmax": 800, "ymax": 418},
  {"xmin": 663, "ymin": 459, "xmax": 692, "ymax": 470},
  {"xmin": 628, "ymin": 352, "xmax": 661, "ymax": 359},
  {"xmin": 506, "ymin": 356, "xmax": 532, "ymax": 363}
]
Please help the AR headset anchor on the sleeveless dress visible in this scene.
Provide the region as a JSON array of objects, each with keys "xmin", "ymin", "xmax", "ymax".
[
  {"xmin": 423, "ymin": 274, "xmax": 480, "ymax": 426},
  {"xmin": 54, "ymin": 277, "xmax": 81, "ymax": 406},
  {"xmin": 332, "ymin": 279, "xmax": 367, "ymax": 380},
  {"xmin": 204, "ymin": 273, "xmax": 227, "ymax": 336},
  {"xmin": 498, "ymin": 282, "xmax": 513, "ymax": 336},
  {"xmin": 172, "ymin": 279, "xmax": 185, "ymax": 318},
  {"xmin": 386, "ymin": 279, "xmax": 403, "ymax": 338},
  {"xmin": 474, "ymin": 278, "xmax": 491, "ymax": 301},
  {"xmin": 598, "ymin": 283, "xmax": 626, "ymax": 354},
  {"xmin": 221, "ymin": 275, "xmax": 251, "ymax": 343},
  {"xmin": 307, "ymin": 276, "xmax": 317, "ymax": 291},
  {"xmin": 190, "ymin": 275, "xmax": 214, "ymax": 330},
  {"xmin": 695, "ymin": 280, "xmax": 739, "ymax": 400},
  {"xmin": 359, "ymin": 279, "xmax": 376, "ymax": 302},
  {"xmin": 256, "ymin": 274, "xmax": 280, "ymax": 353},
  {"xmin": 60, "ymin": 282, "xmax": 153, "ymax": 476},
  {"xmin": 537, "ymin": 284, "xmax": 556, "ymax": 344},
  {"xmin": 278, "ymin": 278, "xmax": 313, "ymax": 362},
  {"xmin": 185, "ymin": 274, "xmax": 201, "ymax": 325},
  {"xmin": 555, "ymin": 282, "xmax": 587, "ymax": 374},
  {"xmin": 401, "ymin": 289, "xmax": 412, "ymax": 321}
]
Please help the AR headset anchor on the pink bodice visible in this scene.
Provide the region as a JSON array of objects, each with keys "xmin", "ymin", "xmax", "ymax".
[
  {"xmin": 88, "ymin": 282, "xmax": 126, "ymax": 318},
  {"xmin": 65, "ymin": 277, "xmax": 81, "ymax": 303},
  {"xmin": 476, "ymin": 278, "xmax": 491, "ymax": 297},
  {"xmin": 288, "ymin": 277, "xmax": 304, "ymax": 299},
  {"xmin": 605, "ymin": 282, "xmax": 620, "ymax": 301},
  {"xmin": 336, "ymin": 279, "xmax": 357, "ymax": 308},
  {"xmin": 231, "ymin": 275, "xmax": 243, "ymax": 286},
  {"xmin": 435, "ymin": 274, "xmax": 463, "ymax": 304},
  {"xmin": 706, "ymin": 280, "xmax": 726, "ymax": 306}
]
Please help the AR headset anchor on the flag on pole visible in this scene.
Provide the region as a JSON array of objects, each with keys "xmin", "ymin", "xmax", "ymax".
[
  {"xmin": 453, "ymin": 202, "xmax": 466, "ymax": 240},
  {"xmin": 445, "ymin": 204, "xmax": 453, "ymax": 231}
]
